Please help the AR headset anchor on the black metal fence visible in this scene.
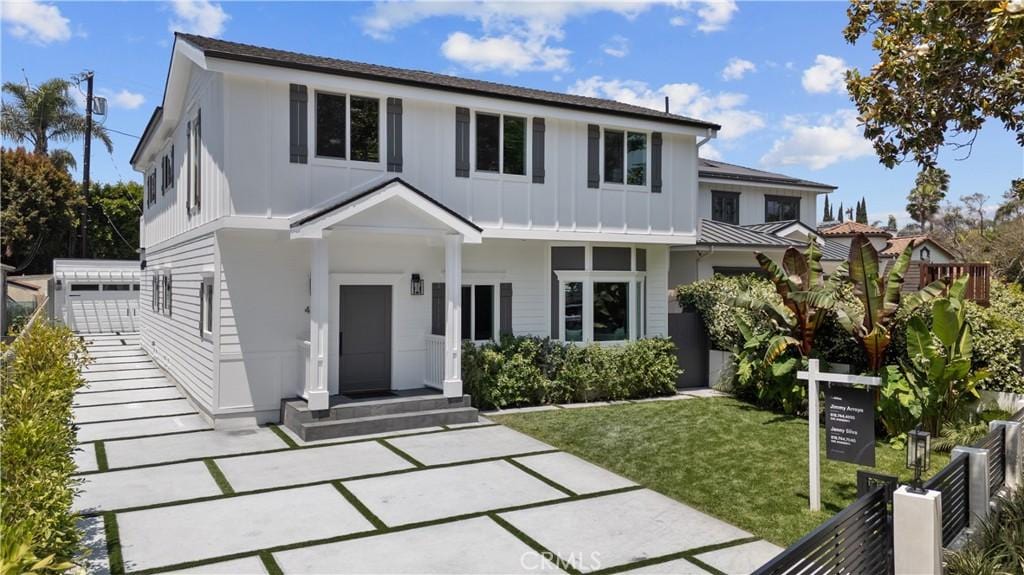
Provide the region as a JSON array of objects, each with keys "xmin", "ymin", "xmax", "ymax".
[
  {"xmin": 752, "ymin": 486, "xmax": 892, "ymax": 575},
  {"xmin": 974, "ymin": 426, "xmax": 1006, "ymax": 494},
  {"xmin": 923, "ymin": 451, "xmax": 970, "ymax": 547}
]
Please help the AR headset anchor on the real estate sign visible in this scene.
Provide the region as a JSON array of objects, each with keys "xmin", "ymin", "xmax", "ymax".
[{"xmin": 824, "ymin": 385, "xmax": 875, "ymax": 467}]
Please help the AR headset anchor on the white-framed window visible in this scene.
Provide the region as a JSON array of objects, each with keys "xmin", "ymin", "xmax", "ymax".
[
  {"xmin": 314, "ymin": 91, "xmax": 381, "ymax": 163},
  {"xmin": 602, "ymin": 128, "xmax": 648, "ymax": 187},
  {"xmin": 475, "ymin": 112, "xmax": 526, "ymax": 176},
  {"xmin": 146, "ymin": 169, "xmax": 157, "ymax": 207},
  {"xmin": 151, "ymin": 273, "xmax": 160, "ymax": 311},
  {"xmin": 553, "ymin": 246, "xmax": 647, "ymax": 343},
  {"xmin": 161, "ymin": 272, "xmax": 172, "ymax": 316},
  {"xmin": 199, "ymin": 274, "xmax": 214, "ymax": 339},
  {"xmin": 161, "ymin": 146, "xmax": 174, "ymax": 194},
  {"xmin": 461, "ymin": 284, "xmax": 498, "ymax": 342}
]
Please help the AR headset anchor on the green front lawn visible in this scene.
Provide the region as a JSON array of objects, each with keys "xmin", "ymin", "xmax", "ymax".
[{"xmin": 492, "ymin": 397, "xmax": 948, "ymax": 547}]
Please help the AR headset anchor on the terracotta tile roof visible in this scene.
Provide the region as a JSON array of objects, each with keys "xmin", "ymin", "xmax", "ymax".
[
  {"xmin": 880, "ymin": 235, "xmax": 956, "ymax": 259},
  {"xmin": 176, "ymin": 33, "xmax": 719, "ymax": 131},
  {"xmin": 818, "ymin": 221, "xmax": 892, "ymax": 237}
]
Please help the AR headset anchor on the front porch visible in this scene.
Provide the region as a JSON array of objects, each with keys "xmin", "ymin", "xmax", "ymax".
[{"xmin": 290, "ymin": 178, "xmax": 484, "ymax": 416}]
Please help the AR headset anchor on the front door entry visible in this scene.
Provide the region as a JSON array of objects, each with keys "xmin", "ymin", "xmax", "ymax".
[{"xmin": 339, "ymin": 285, "xmax": 392, "ymax": 393}]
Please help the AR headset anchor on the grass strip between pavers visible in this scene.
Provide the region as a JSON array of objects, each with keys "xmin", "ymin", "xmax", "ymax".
[
  {"xmin": 268, "ymin": 424, "xmax": 299, "ymax": 448},
  {"xmin": 488, "ymin": 513, "xmax": 582, "ymax": 575},
  {"xmin": 94, "ymin": 442, "xmax": 108, "ymax": 472},
  {"xmin": 504, "ymin": 457, "xmax": 576, "ymax": 497},
  {"xmin": 332, "ymin": 481, "xmax": 387, "ymax": 530},
  {"xmin": 75, "ymin": 448, "xmax": 562, "ymax": 517},
  {"xmin": 74, "ymin": 410, "xmax": 199, "ymax": 426},
  {"xmin": 204, "ymin": 459, "xmax": 235, "ymax": 495},
  {"xmin": 128, "ymin": 484, "xmax": 644, "ymax": 574},
  {"xmin": 103, "ymin": 511, "xmax": 125, "ymax": 575},
  {"xmin": 377, "ymin": 438, "xmax": 425, "ymax": 468},
  {"xmin": 258, "ymin": 550, "xmax": 283, "ymax": 575},
  {"xmin": 589, "ymin": 536, "xmax": 761, "ymax": 575},
  {"xmin": 72, "ymin": 396, "xmax": 188, "ymax": 409}
]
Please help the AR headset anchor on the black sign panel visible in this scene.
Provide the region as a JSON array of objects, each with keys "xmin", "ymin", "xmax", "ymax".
[{"xmin": 825, "ymin": 385, "xmax": 875, "ymax": 466}]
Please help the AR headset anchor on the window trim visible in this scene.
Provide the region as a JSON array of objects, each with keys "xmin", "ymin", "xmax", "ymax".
[
  {"xmin": 471, "ymin": 109, "xmax": 530, "ymax": 180},
  {"xmin": 764, "ymin": 194, "xmax": 801, "ymax": 223},
  {"xmin": 460, "ymin": 283, "xmax": 499, "ymax": 343},
  {"xmin": 312, "ymin": 90, "xmax": 384, "ymax": 167},
  {"xmin": 711, "ymin": 190, "xmax": 741, "ymax": 225},
  {"xmin": 599, "ymin": 126, "xmax": 650, "ymax": 191},
  {"xmin": 556, "ymin": 271, "xmax": 643, "ymax": 344},
  {"xmin": 200, "ymin": 274, "xmax": 214, "ymax": 340}
]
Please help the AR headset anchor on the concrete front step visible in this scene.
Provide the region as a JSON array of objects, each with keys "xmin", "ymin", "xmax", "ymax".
[
  {"xmin": 295, "ymin": 407, "xmax": 479, "ymax": 442},
  {"xmin": 284, "ymin": 394, "xmax": 472, "ymax": 425}
]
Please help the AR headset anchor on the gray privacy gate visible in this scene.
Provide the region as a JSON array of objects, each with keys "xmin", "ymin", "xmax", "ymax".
[{"xmin": 668, "ymin": 310, "xmax": 709, "ymax": 388}]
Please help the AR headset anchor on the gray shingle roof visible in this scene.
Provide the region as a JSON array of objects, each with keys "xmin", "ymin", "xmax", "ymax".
[
  {"xmin": 176, "ymin": 33, "xmax": 720, "ymax": 131},
  {"xmin": 699, "ymin": 158, "xmax": 836, "ymax": 190},
  {"xmin": 697, "ymin": 219, "xmax": 805, "ymax": 248},
  {"xmin": 820, "ymin": 239, "xmax": 849, "ymax": 261}
]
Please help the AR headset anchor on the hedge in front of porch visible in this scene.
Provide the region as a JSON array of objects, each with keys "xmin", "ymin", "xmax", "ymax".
[{"xmin": 462, "ymin": 336, "xmax": 680, "ymax": 410}]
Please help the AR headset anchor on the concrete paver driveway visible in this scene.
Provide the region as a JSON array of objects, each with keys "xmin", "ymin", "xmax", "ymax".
[{"xmin": 74, "ymin": 334, "xmax": 781, "ymax": 574}]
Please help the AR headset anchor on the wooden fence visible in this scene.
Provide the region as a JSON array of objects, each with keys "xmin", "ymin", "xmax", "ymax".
[{"xmin": 919, "ymin": 263, "xmax": 991, "ymax": 306}]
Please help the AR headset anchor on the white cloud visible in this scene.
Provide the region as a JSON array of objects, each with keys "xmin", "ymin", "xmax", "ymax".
[
  {"xmin": 602, "ymin": 35, "xmax": 629, "ymax": 58},
  {"xmin": 109, "ymin": 89, "xmax": 146, "ymax": 110},
  {"xmin": 669, "ymin": 16, "xmax": 687, "ymax": 26},
  {"xmin": 441, "ymin": 32, "xmax": 569, "ymax": 73},
  {"xmin": 360, "ymin": 2, "xmax": 736, "ymax": 73},
  {"xmin": 568, "ymin": 76, "xmax": 764, "ymax": 140},
  {"xmin": 1, "ymin": 0, "xmax": 71, "ymax": 44},
  {"xmin": 760, "ymin": 109, "xmax": 873, "ymax": 170},
  {"xmin": 699, "ymin": 142, "xmax": 723, "ymax": 161},
  {"xmin": 801, "ymin": 54, "xmax": 848, "ymax": 94},
  {"xmin": 721, "ymin": 57, "xmax": 755, "ymax": 81},
  {"xmin": 168, "ymin": 0, "xmax": 229, "ymax": 37}
]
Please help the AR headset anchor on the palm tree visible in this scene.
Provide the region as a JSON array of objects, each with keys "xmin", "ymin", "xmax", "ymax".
[
  {"xmin": 1, "ymin": 78, "xmax": 113, "ymax": 171},
  {"xmin": 906, "ymin": 167, "xmax": 949, "ymax": 230}
]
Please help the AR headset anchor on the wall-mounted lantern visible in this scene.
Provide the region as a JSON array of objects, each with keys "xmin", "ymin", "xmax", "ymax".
[
  {"xmin": 906, "ymin": 426, "xmax": 931, "ymax": 493},
  {"xmin": 410, "ymin": 273, "xmax": 424, "ymax": 296}
]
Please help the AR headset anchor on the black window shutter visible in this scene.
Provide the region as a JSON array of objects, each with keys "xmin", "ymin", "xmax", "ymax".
[
  {"xmin": 499, "ymin": 283, "xmax": 513, "ymax": 336},
  {"xmin": 387, "ymin": 97, "xmax": 403, "ymax": 172},
  {"xmin": 531, "ymin": 118, "xmax": 545, "ymax": 184},
  {"xmin": 289, "ymin": 84, "xmax": 308, "ymax": 164},
  {"xmin": 455, "ymin": 107, "xmax": 470, "ymax": 178},
  {"xmin": 431, "ymin": 283, "xmax": 445, "ymax": 336},
  {"xmin": 651, "ymin": 132, "xmax": 663, "ymax": 194},
  {"xmin": 170, "ymin": 145, "xmax": 174, "ymax": 189},
  {"xmin": 587, "ymin": 124, "xmax": 600, "ymax": 189},
  {"xmin": 195, "ymin": 110, "xmax": 202, "ymax": 209},
  {"xmin": 198, "ymin": 284, "xmax": 204, "ymax": 337},
  {"xmin": 186, "ymin": 121, "xmax": 192, "ymax": 212}
]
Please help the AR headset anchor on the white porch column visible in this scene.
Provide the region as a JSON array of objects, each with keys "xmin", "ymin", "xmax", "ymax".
[
  {"xmin": 306, "ymin": 237, "xmax": 330, "ymax": 410},
  {"xmin": 443, "ymin": 233, "xmax": 463, "ymax": 398}
]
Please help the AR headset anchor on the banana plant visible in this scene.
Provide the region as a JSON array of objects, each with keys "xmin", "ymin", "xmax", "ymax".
[
  {"xmin": 834, "ymin": 233, "xmax": 946, "ymax": 374},
  {"xmin": 736, "ymin": 241, "xmax": 846, "ymax": 364},
  {"xmin": 901, "ymin": 275, "xmax": 987, "ymax": 434}
]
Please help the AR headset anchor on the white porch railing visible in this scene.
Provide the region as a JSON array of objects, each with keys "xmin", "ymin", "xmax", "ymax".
[
  {"xmin": 425, "ymin": 334, "xmax": 445, "ymax": 389},
  {"xmin": 297, "ymin": 339, "xmax": 311, "ymax": 399}
]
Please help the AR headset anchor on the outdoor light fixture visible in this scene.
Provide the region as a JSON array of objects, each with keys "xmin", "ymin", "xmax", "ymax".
[
  {"xmin": 410, "ymin": 273, "xmax": 424, "ymax": 296},
  {"xmin": 906, "ymin": 426, "xmax": 931, "ymax": 493}
]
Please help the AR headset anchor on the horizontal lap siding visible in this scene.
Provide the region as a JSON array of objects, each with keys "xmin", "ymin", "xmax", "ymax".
[{"xmin": 140, "ymin": 234, "xmax": 216, "ymax": 411}]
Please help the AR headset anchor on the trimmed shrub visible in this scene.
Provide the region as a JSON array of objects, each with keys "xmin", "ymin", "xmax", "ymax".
[
  {"xmin": 676, "ymin": 274, "xmax": 778, "ymax": 350},
  {"xmin": 1, "ymin": 322, "xmax": 88, "ymax": 570},
  {"xmin": 462, "ymin": 336, "xmax": 680, "ymax": 410}
]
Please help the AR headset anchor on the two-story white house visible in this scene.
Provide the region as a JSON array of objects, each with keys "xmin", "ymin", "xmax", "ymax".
[{"xmin": 132, "ymin": 34, "xmax": 834, "ymax": 436}]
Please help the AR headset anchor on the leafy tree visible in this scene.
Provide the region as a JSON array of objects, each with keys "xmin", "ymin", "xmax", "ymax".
[
  {"xmin": 0, "ymin": 148, "xmax": 82, "ymax": 274},
  {"xmin": 1, "ymin": 78, "xmax": 113, "ymax": 171},
  {"xmin": 907, "ymin": 167, "xmax": 949, "ymax": 229},
  {"xmin": 87, "ymin": 181, "xmax": 142, "ymax": 260},
  {"xmin": 845, "ymin": 1, "xmax": 1024, "ymax": 172},
  {"xmin": 887, "ymin": 214, "xmax": 898, "ymax": 231},
  {"xmin": 995, "ymin": 178, "xmax": 1024, "ymax": 221},
  {"xmin": 960, "ymin": 192, "xmax": 990, "ymax": 233}
]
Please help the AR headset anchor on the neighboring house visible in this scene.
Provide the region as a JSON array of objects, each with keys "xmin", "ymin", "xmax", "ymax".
[
  {"xmin": 131, "ymin": 34, "xmax": 835, "ymax": 430},
  {"xmin": 817, "ymin": 222, "xmax": 959, "ymax": 285}
]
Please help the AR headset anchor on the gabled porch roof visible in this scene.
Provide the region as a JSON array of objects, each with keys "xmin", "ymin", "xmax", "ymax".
[{"xmin": 290, "ymin": 177, "xmax": 483, "ymax": 243}]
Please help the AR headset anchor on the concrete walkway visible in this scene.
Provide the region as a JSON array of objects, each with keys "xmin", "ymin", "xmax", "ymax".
[{"xmin": 74, "ymin": 334, "xmax": 781, "ymax": 575}]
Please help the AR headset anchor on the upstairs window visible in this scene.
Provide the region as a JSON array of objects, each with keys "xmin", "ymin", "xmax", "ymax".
[
  {"xmin": 603, "ymin": 129, "xmax": 648, "ymax": 186},
  {"xmin": 146, "ymin": 170, "xmax": 157, "ymax": 207},
  {"xmin": 475, "ymin": 112, "xmax": 526, "ymax": 175},
  {"xmin": 187, "ymin": 110, "xmax": 202, "ymax": 213},
  {"xmin": 765, "ymin": 195, "xmax": 800, "ymax": 222},
  {"xmin": 161, "ymin": 147, "xmax": 174, "ymax": 194},
  {"xmin": 712, "ymin": 191, "xmax": 740, "ymax": 225},
  {"xmin": 315, "ymin": 92, "xmax": 380, "ymax": 162}
]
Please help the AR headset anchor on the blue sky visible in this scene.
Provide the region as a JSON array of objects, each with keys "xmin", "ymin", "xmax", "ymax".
[{"xmin": 3, "ymin": 0, "xmax": 1021, "ymax": 224}]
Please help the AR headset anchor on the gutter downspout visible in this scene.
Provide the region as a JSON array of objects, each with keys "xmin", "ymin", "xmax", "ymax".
[{"xmin": 696, "ymin": 128, "xmax": 715, "ymax": 150}]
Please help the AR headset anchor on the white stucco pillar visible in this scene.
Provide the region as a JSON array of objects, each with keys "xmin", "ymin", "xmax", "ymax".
[
  {"xmin": 443, "ymin": 233, "xmax": 463, "ymax": 398},
  {"xmin": 893, "ymin": 486, "xmax": 942, "ymax": 575},
  {"xmin": 306, "ymin": 237, "xmax": 330, "ymax": 410}
]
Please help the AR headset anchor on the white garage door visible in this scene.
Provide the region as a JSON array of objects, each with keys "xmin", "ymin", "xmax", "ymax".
[{"xmin": 67, "ymin": 284, "xmax": 139, "ymax": 334}]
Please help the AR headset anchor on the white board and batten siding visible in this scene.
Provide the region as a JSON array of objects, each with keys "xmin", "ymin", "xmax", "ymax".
[
  {"xmin": 697, "ymin": 182, "xmax": 819, "ymax": 229},
  {"xmin": 140, "ymin": 234, "xmax": 217, "ymax": 414}
]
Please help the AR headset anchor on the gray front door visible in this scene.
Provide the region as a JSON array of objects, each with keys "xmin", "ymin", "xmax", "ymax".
[{"xmin": 339, "ymin": 285, "xmax": 392, "ymax": 393}]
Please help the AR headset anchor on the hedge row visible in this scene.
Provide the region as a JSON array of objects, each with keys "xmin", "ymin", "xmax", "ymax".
[
  {"xmin": 1, "ymin": 322, "xmax": 89, "ymax": 571},
  {"xmin": 462, "ymin": 336, "xmax": 681, "ymax": 410}
]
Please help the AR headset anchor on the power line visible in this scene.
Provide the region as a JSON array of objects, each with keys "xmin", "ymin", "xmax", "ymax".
[{"xmin": 104, "ymin": 127, "xmax": 141, "ymax": 139}]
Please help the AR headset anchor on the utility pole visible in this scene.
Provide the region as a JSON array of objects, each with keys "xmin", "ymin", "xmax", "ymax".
[{"xmin": 79, "ymin": 70, "xmax": 94, "ymax": 258}]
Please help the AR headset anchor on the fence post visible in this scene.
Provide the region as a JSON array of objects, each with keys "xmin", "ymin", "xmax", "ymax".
[
  {"xmin": 893, "ymin": 486, "xmax": 942, "ymax": 575},
  {"xmin": 991, "ymin": 420, "xmax": 1021, "ymax": 489},
  {"xmin": 951, "ymin": 446, "xmax": 990, "ymax": 528}
]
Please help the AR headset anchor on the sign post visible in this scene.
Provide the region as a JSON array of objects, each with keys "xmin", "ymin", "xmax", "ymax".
[{"xmin": 797, "ymin": 359, "xmax": 881, "ymax": 511}]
